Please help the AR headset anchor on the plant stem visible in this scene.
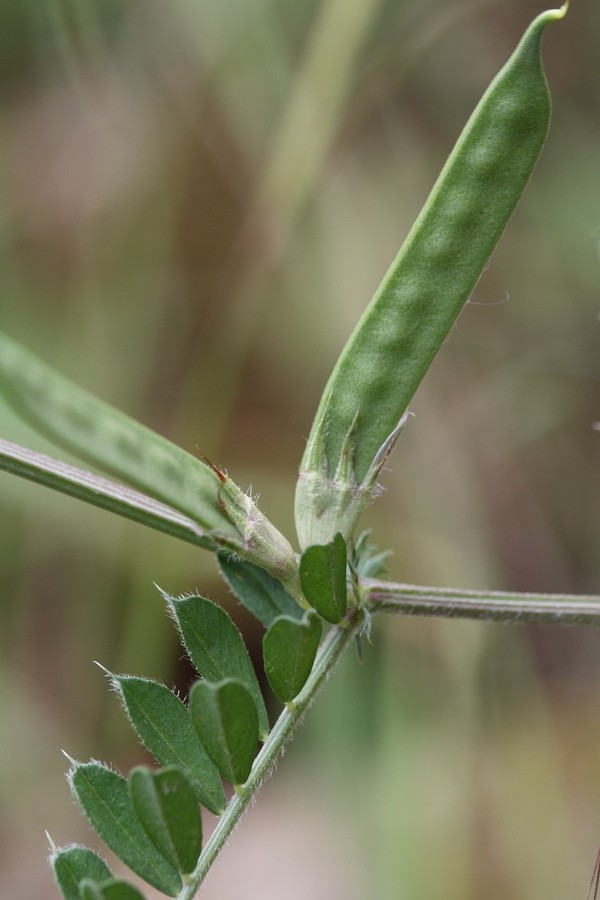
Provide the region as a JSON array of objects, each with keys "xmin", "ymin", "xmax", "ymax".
[
  {"xmin": 0, "ymin": 438, "xmax": 212, "ymax": 549},
  {"xmin": 178, "ymin": 610, "xmax": 363, "ymax": 899},
  {"xmin": 366, "ymin": 579, "xmax": 600, "ymax": 626},
  {"xmin": 175, "ymin": 578, "xmax": 600, "ymax": 899}
]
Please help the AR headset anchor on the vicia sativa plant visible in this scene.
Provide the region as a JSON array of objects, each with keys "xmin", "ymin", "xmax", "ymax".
[{"xmin": 0, "ymin": 5, "xmax": 596, "ymax": 898}]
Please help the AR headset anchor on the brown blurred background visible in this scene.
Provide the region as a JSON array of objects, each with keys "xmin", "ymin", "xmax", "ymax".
[{"xmin": 0, "ymin": 1, "xmax": 599, "ymax": 897}]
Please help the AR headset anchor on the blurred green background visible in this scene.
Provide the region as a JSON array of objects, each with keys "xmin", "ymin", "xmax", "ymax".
[{"xmin": 0, "ymin": 1, "xmax": 598, "ymax": 897}]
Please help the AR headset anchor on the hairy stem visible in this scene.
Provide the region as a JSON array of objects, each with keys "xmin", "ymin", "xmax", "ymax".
[
  {"xmin": 180, "ymin": 578, "xmax": 599, "ymax": 896},
  {"xmin": 366, "ymin": 579, "xmax": 600, "ymax": 626},
  {"xmin": 178, "ymin": 610, "xmax": 363, "ymax": 899}
]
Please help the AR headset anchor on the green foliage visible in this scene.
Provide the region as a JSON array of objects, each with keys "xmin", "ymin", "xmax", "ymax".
[
  {"xmin": 0, "ymin": 6, "xmax": 584, "ymax": 899},
  {"xmin": 263, "ymin": 611, "xmax": 323, "ymax": 703},
  {"xmin": 189, "ymin": 679, "xmax": 259, "ymax": 789},
  {"xmin": 51, "ymin": 846, "xmax": 112, "ymax": 900},
  {"xmin": 129, "ymin": 766, "xmax": 202, "ymax": 876},
  {"xmin": 108, "ymin": 674, "xmax": 225, "ymax": 815},
  {"xmin": 166, "ymin": 593, "xmax": 270, "ymax": 739},
  {"xmin": 79, "ymin": 879, "xmax": 145, "ymax": 900},
  {"xmin": 299, "ymin": 532, "xmax": 348, "ymax": 624},
  {"xmin": 218, "ymin": 553, "xmax": 304, "ymax": 625},
  {"xmin": 54, "ymin": 582, "xmax": 314, "ymax": 897},
  {"xmin": 67, "ymin": 761, "xmax": 182, "ymax": 896}
]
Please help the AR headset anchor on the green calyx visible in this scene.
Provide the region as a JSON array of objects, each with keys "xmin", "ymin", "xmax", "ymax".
[{"xmin": 295, "ymin": 397, "xmax": 407, "ymax": 548}]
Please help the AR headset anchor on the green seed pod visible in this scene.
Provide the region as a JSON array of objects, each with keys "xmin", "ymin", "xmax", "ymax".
[
  {"xmin": 0, "ymin": 332, "xmax": 301, "ymax": 598},
  {"xmin": 295, "ymin": 5, "xmax": 568, "ymax": 549}
]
